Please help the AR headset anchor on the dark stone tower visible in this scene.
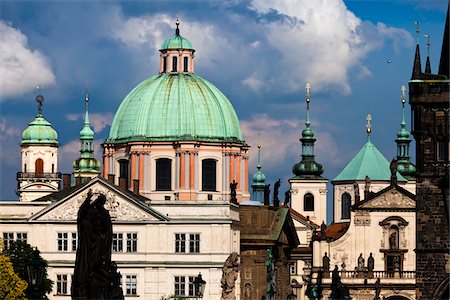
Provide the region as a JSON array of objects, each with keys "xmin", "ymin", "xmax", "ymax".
[{"xmin": 408, "ymin": 4, "xmax": 450, "ymax": 299}]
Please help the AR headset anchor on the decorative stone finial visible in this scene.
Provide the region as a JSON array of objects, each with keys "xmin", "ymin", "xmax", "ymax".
[
  {"xmin": 424, "ymin": 33, "xmax": 430, "ymax": 55},
  {"xmin": 36, "ymin": 94, "xmax": 44, "ymax": 115},
  {"xmin": 414, "ymin": 21, "xmax": 420, "ymax": 44},
  {"xmin": 366, "ymin": 114, "xmax": 372, "ymax": 137}
]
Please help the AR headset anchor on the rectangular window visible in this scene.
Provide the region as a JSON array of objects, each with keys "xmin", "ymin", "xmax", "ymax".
[
  {"xmin": 3, "ymin": 232, "xmax": 14, "ymax": 250},
  {"xmin": 163, "ymin": 56, "xmax": 167, "ymax": 72},
  {"xmin": 202, "ymin": 159, "xmax": 217, "ymax": 191},
  {"xmin": 16, "ymin": 232, "xmax": 27, "ymax": 243},
  {"xmin": 189, "ymin": 234, "xmax": 200, "ymax": 253},
  {"xmin": 183, "ymin": 56, "xmax": 189, "ymax": 72},
  {"xmin": 188, "ymin": 276, "xmax": 197, "ymax": 296},
  {"xmin": 172, "ymin": 56, "xmax": 178, "ymax": 72},
  {"xmin": 126, "ymin": 275, "xmax": 137, "ymax": 295},
  {"xmin": 437, "ymin": 140, "xmax": 448, "ymax": 161},
  {"xmin": 289, "ymin": 262, "xmax": 297, "ymax": 275},
  {"xmin": 174, "ymin": 276, "xmax": 185, "ymax": 296},
  {"xmin": 71, "ymin": 232, "xmax": 77, "ymax": 251},
  {"xmin": 156, "ymin": 158, "xmax": 172, "ymax": 191},
  {"xmin": 127, "ymin": 233, "xmax": 138, "ymax": 252},
  {"xmin": 57, "ymin": 232, "xmax": 68, "ymax": 251},
  {"xmin": 56, "ymin": 274, "xmax": 68, "ymax": 295},
  {"xmin": 113, "ymin": 233, "xmax": 123, "ymax": 252},
  {"xmin": 175, "ymin": 234, "xmax": 186, "ymax": 253}
]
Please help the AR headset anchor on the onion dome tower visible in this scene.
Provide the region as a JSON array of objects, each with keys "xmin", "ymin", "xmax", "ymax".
[
  {"xmin": 103, "ymin": 20, "xmax": 249, "ymax": 201},
  {"xmin": 73, "ymin": 89, "xmax": 101, "ymax": 182},
  {"xmin": 332, "ymin": 115, "xmax": 408, "ymax": 223},
  {"xmin": 17, "ymin": 94, "xmax": 61, "ymax": 201},
  {"xmin": 395, "ymin": 86, "xmax": 415, "ymax": 181},
  {"xmin": 251, "ymin": 144, "xmax": 266, "ymax": 204},
  {"xmin": 289, "ymin": 83, "xmax": 327, "ymax": 224}
]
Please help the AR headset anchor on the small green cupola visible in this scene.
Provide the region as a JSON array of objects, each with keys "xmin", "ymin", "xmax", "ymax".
[
  {"xmin": 251, "ymin": 143, "xmax": 266, "ymax": 203},
  {"xmin": 21, "ymin": 95, "xmax": 59, "ymax": 146},
  {"xmin": 160, "ymin": 19, "xmax": 194, "ymax": 51},
  {"xmin": 73, "ymin": 89, "xmax": 101, "ymax": 180},
  {"xmin": 395, "ymin": 85, "xmax": 416, "ymax": 180},
  {"xmin": 292, "ymin": 83, "xmax": 324, "ymax": 179}
]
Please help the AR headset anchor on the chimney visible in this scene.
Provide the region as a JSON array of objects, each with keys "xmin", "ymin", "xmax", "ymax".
[
  {"xmin": 119, "ymin": 177, "xmax": 128, "ymax": 190},
  {"xmin": 75, "ymin": 176, "xmax": 82, "ymax": 186},
  {"xmin": 107, "ymin": 174, "xmax": 115, "ymax": 183},
  {"xmin": 133, "ymin": 179, "xmax": 139, "ymax": 195},
  {"xmin": 63, "ymin": 174, "xmax": 71, "ymax": 189}
]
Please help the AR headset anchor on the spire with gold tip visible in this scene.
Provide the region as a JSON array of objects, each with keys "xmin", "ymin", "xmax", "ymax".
[
  {"xmin": 396, "ymin": 85, "xmax": 416, "ymax": 180},
  {"xmin": 73, "ymin": 87, "xmax": 101, "ymax": 181},
  {"xmin": 292, "ymin": 82, "xmax": 324, "ymax": 179}
]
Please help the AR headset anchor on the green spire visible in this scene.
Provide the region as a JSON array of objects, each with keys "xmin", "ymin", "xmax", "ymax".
[
  {"xmin": 73, "ymin": 88, "xmax": 101, "ymax": 179},
  {"xmin": 252, "ymin": 143, "xmax": 266, "ymax": 203},
  {"xmin": 396, "ymin": 85, "xmax": 416, "ymax": 180},
  {"xmin": 292, "ymin": 82, "xmax": 324, "ymax": 179}
]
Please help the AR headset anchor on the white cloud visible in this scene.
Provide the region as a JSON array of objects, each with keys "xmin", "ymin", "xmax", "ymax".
[
  {"xmin": 0, "ymin": 117, "xmax": 21, "ymax": 139},
  {"xmin": 65, "ymin": 112, "xmax": 114, "ymax": 133},
  {"xmin": 249, "ymin": 0, "xmax": 412, "ymax": 94},
  {"xmin": 0, "ymin": 21, "xmax": 55, "ymax": 100},
  {"xmin": 109, "ymin": 13, "xmax": 233, "ymax": 72},
  {"xmin": 242, "ymin": 73, "xmax": 267, "ymax": 92}
]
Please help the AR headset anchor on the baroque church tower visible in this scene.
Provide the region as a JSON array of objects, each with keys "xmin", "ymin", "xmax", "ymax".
[
  {"xmin": 17, "ymin": 94, "xmax": 61, "ymax": 201},
  {"xmin": 289, "ymin": 83, "xmax": 327, "ymax": 224},
  {"xmin": 72, "ymin": 89, "xmax": 101, "ymax": 183},
  {"xmin": 408, "ymin": 4, "xmax": 450, "ymax": 299}
]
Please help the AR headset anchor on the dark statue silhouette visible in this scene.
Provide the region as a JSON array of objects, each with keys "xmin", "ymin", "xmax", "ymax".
[{"xmin": 72, "ymin": 190, "xmax": 124, "ymax": 299}]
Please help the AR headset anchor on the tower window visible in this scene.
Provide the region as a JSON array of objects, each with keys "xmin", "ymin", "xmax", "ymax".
[
  {"xmin": 202, "ymin": 159, "xmax": 216, "ymax": 191},
  {"xmin": 35, "ymin": 158, "xmax": 44, "ymax": 175},
  {"xmin": 183, "ymin": 56, "xmax": 189, "ymax": 72},
  {"xmin": 156, "ymin": 158, "xmax": 172, "ymax": 191},
  {"xmin": 163, "ymin": 56, "xmax": 167, "ymax": 72},
  {"xmin": 341, "ymin": 192, "xmax": 351, "ymax": 219},
  {"xmin": 119, "ymin": 160, "xmax": 129, "ymax": 180},
  {"xmin": 52, "ymin": 164, "xmax": 55, "ymax": 173},
  {"xmin": 172, "ymin": 56, "xmax": 177, "ymax": 72},
  {"xmin": 437, "ymin": 140, "xmax": 448, "ymax": 161},
  {"xmin": 24, "ymin": 164, "xmax": 27, "ymax": 173},
  {"xmin": 304, "ymin": 193, "xmax": 314, "ymax": 211}
]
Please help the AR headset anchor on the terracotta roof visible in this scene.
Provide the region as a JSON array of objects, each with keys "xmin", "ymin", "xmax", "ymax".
[{"xmin": 314, "ymin": 222, "xmax": 350, "ymax": 240}]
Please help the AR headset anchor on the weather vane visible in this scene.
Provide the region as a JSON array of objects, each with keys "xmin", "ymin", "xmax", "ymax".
[{"xmin": 366, "ymin": 114, "xmax": 372, "ymax": 135}]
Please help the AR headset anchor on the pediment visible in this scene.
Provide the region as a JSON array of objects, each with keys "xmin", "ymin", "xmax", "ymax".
[
  {"xmin": 358, "ymin": 189, "xmax": 415, "ymax": 209},
  {"xmin": 32, "ymin": 178, "xmax": 167, "ymax": 222}
]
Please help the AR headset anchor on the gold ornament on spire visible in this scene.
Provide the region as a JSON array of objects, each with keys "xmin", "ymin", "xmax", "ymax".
[
  {"xmin": 424, "ymin": 33, "xmax": 430, "ymax": 55},
  {"xmin": 401, "ymin": 85, "xmax": 406, "ymax": 104},
  {"xmin": 305, "ymin": 82, "xmax": 311, "ymax": 103},
  {"xmin": 414, "ymin": 21, "xmax": 420, "ymax": 44},
  {"xmin": 366, "ymin": 114, "xmax": 372, "ymax": 135},
  {"xmin": 85, "ymin": 83, "xmax": 89, "ymax": 111}
]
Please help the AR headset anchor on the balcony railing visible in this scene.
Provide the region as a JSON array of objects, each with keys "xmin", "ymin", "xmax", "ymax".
[
  {"xmin": 17, "ymin": 172, "xmax": 62, "ymax": 180},
  {"xmin": 325, "ymin": 270, "xmax": 416, "ymax": 279}
]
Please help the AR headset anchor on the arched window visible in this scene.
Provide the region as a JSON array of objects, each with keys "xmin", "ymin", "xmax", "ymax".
[
  {"xmin": 35, "ymin": 158, "xmax": 44, "ymax": 175},
  {"xmin": 172, "ymin": 56, "xmax": 177, "ymax": 72},
  {"xmin": 202, "ymin": 159, "xmax": 216, "ymax": 191},
  {"xmin": 183, "ymin": 56, "xmax": 189, "ymax": 72},
  {"xmin": 156, "ymin": 158, "xmax": 172, "ymax": 191},
  {"xmin": 341, "ymin": 192, "xmax": 351, "ymax": 219},
  {"xmin": 304, "ymin": 193, "xmax": 314, "ymax": 211}
]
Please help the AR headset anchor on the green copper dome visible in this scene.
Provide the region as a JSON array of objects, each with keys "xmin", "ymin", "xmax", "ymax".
[
  {"xmin": 161, "ymin": 34, "xmax": 193, "ymax": 50},
  {"xmin": 107, "ymin": 73, "xmax": 243, "ymax": 143},
  {"xmin": 21, "ymin": 114, "xmax": 59, "ymax": 146},
  {"xmin": 333, "ymin": 140, "xmax": 406, "ymax": 182},
  {"xmin": 252, "ymin": 163, "xmax": 266, "ymax": 186}
]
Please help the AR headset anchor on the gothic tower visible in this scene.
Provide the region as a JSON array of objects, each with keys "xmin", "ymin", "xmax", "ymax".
[{"xmin": 408, "ymin": 4, "xmax": 450, "ymax": 299}]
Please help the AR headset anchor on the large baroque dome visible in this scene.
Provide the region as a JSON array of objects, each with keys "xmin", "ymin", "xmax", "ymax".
[{"xmin": 106, "ymin": 25, "xmax": 242, "ymax": 144}]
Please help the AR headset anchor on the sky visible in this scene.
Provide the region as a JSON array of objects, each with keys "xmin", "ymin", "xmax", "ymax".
[{"xmin": 0, "ymin": 0, "xmax": 448, "ymax": 221}]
